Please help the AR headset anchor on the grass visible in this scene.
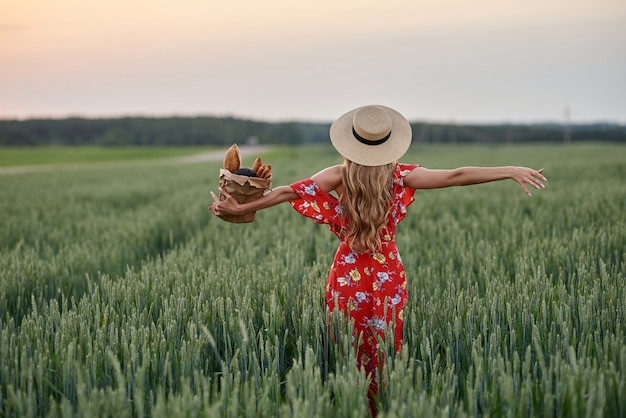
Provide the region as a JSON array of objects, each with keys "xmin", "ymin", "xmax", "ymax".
[{"xmin": 0, "ymin": 143, "xmax": 624, "ymax": 417}]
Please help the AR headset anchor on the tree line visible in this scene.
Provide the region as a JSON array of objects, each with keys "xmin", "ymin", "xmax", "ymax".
[{"xmin": 0, "ymin": 116, "xmax": 623, "ymax": 146}]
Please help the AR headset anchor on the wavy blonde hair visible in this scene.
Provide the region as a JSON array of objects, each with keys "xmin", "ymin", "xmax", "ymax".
[{"xmin": 341, "ymin": 159, "xmax": 395, "ymax": 253}]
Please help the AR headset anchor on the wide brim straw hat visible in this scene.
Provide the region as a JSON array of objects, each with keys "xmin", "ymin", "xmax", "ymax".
[{"xmin": 329, "ymin": 105, "xmax": 412, "ymax": 166}]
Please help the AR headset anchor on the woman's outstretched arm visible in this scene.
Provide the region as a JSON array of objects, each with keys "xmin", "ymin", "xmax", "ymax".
[
  {"xmin": 209, "ymin": 185, "xmax": 297, "ymax": 217},
  {"xmin": 209, "ymin": 164, "xmax": 343, "ymax": 217},
  {"xmin": 404, "ymin": 166, "xmax": 547, "ymax": 196}
]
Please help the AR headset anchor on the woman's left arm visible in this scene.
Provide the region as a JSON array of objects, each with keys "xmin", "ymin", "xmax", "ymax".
[
  {"xmin": 209, "ymin": 164, "xmax": 344, "ymax": 217},
  {"xmin": 404, "ymin": 166, "xmax": 547, "ymax": 196}
]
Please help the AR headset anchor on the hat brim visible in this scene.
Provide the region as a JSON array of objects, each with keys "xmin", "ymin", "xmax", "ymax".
[{"xmin": 329, "ymin": 105, "xmax": 412, "ymax": 166}]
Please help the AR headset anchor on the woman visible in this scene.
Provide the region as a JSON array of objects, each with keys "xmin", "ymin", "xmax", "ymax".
[{"xmin": 209, "ymin": 105, "xmax": 546, "ymax": 415}]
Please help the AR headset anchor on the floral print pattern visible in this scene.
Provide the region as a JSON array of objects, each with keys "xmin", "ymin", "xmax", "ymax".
[{"xmin": 290, "ymin": 163, "xmax": 418, "ymax": 398}]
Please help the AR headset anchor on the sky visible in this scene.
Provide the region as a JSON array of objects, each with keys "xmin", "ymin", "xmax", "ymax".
[{"xmin": 1, "ymin": 0, "xmax": 625, "ymax": 124}]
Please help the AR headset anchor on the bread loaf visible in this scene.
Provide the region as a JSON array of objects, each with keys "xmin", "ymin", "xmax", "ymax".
[
  {"xmin": 252, "ymin": 157, "xmax": 262, "ymax": 173},
  {"xmin": 256, "ymin": 163, "xmax": 272, "ymax": 179},
  {"xmin": 223, "ymin": 144, "xmax": 241, "ymax": 172}
]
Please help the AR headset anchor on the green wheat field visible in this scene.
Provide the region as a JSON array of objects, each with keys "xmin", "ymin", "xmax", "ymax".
[{"xmin": 0, "ymin": 143, "xmax": 624, "ymax": 417}]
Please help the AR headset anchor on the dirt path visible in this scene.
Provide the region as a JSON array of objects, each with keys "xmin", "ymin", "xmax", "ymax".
[
  {"xmin": 0, "ymin": 145, "xmax": 272, "ymax": 175},
  {"xmin": 165, "ymin": 145, "xmax": 272, "ymax": 164}
]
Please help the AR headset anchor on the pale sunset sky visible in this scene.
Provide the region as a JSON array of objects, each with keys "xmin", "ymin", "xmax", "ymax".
[{"xmin": 1, "ymin": 0, "xmax": 625, "ymax": 123}]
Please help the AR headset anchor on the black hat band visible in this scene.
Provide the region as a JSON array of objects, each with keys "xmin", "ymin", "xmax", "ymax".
[{"xmin": 352, "ymin": 126, "xmax": 392, "ymax": 146}]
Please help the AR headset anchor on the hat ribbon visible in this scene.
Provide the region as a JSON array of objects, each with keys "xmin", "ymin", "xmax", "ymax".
[{"xmin": 352, "ymin": 127, "xmax": 392, "ymax": 146}]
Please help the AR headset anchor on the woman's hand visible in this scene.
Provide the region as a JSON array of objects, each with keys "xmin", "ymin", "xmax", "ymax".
[
  {"xmin": 510, "ymin": 167, "xmax": 547, "ymax": 196},
  {"xmin": 209, "ymin": 188, "xmax": 241, "ymax": 217}
]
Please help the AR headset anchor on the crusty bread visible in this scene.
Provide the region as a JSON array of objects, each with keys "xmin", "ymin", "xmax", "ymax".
[
  {"xmin": 256, "ymin": 163, "xmax": 272, "ymax": 179},
  {"xmin": 223, "ymin": 144, "xmax": 241, "ymax": 172},
  {"xmin": 252, "ymin": 157, "xmax": 262, "ymax": 173}
]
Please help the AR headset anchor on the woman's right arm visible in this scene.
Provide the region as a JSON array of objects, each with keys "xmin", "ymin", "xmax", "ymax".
[{"xmin": 404, "ymin": 165, "xmax": 546, "ymax": 196}]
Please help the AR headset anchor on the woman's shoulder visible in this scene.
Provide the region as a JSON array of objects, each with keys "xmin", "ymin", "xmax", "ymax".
[
  {"xmin": 313, "ymin": 164, "xmax": 343, "ymax": 178},
  {"xmin": 310, "ymin": 164, "xmax": 344, "ymax": 194},
  {"xmin": 395, "ymin": 162, "xmax": 420, "ymax": 177}
]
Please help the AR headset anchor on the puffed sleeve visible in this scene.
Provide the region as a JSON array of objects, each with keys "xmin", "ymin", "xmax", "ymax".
[
  {"xmin": 289, "ymin": 179, "xmax": 344, "ymax": 227},
  {"xmin": 392, "ymin": 163, "xmax": 420, "ymax": 224}
]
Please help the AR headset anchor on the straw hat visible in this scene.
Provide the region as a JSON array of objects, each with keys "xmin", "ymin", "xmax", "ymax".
[{"xmin": 329, "ymin": 105, "xmax": 412, "ymax": 166}]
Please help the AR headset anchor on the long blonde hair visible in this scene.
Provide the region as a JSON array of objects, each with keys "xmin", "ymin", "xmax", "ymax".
[{"xmin": 341, "ymin": 159, "xmax": 395, "ymax": 253}]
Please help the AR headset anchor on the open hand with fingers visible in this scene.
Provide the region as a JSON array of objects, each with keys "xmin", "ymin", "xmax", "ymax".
[{"xmin": 511, "ymin": 167, "xmax": 547, "ymax": 196}]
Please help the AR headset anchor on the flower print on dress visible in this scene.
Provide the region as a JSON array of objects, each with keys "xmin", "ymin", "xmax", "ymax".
[
  {"xmin": 303, "ymin": 183, "xmax": 317, "ymax": 196},
  {"xmin": 389, "ymin": 290, "xmax": 403, "ymax": 306},
  {"xmin": 337, "ymin": 268, "xmax": 363, "ymax": 287},
  {"xmin": 338, "ymin": 251, "xmax": 358, "ymax": 265},
  {"xmin": 372, "ymin": 252, "xmax": 386, "ymax": 264},
  {"xmin": 362, "ymin": 315, "xmax": 386, "ymax": 332},
  {"xmin": 399, "ymin": 168, "xmax": 413, "ymax": 177},
  {"xmin": 349, "ymin": 291, "xmax": 372, "ymax": 313},
  {"xmin": 375, "ymin": 271, "xmax": 392, "ymax": 290},
  {"xmin": 355, "ymin": 291, "xmax": 371, "ymax": 304},
  {"xmin": 336, "ymin": 276, "xmax": 349, "ymax": 287}
]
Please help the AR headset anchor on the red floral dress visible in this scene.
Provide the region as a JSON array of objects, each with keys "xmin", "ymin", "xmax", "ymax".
[{"xmin": 289, "ymin": 163, "xmax": 419, "ymax": 395}]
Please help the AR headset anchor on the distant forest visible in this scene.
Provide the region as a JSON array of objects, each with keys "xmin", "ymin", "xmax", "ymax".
[{"xmin": 0, "ymin": 116, "xmax": 624, "ymax": 146}]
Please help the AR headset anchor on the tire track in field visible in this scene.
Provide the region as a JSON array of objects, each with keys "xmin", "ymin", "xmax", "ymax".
[{"xmin": 0, "ymin": 145, "xmax": 272, "ymax": 175}]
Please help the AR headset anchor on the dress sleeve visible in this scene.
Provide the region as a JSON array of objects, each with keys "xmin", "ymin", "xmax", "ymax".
[
  {"xmin": 289, "ymin": 179, "xmax": 344, "ymax": 227},
  {"xmin": 392, "ymin": 163, "xmax": 420, "ymax": 224}
]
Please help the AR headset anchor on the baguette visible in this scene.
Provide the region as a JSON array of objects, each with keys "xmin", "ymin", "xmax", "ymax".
[
  {"xmin": 252, "ymin": 157, "xmax": 263, "ymax": 173},
  {"xmin": 257, "ymin": 163, "xmax": 272, "ymax": 179},
  {"xmin": 223, "ymin": 144, "xmax": 241, "ymax": 172}
]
